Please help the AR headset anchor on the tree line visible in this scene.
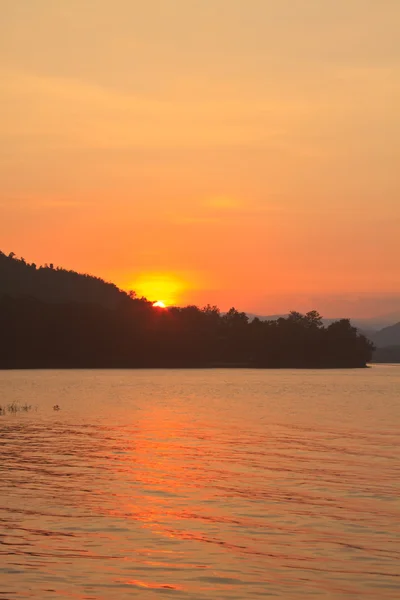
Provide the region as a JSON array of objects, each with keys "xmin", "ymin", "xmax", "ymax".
[{"xmin": 0, "ymin": 251, "xmax": 374, "ymax": 369}]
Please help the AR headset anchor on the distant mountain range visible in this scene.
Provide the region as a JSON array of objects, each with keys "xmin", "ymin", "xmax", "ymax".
[
  {"xmin": 370, "ymin": 322, "xmax": 400, "ymax": 348},
  {"xmin": 373, "ymin": 345, "xmax": 400, "ymax": 363}
]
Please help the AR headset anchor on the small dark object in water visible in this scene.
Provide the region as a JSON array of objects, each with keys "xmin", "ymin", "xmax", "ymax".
[{"xmin": 53, "ymin": 405, "xmax": 60, "ymax": 411}]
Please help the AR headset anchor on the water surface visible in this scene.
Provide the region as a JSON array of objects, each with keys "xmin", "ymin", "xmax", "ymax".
[{"xmin": 1, "ymin": 367, "xmax": 399, "ymax": 599}]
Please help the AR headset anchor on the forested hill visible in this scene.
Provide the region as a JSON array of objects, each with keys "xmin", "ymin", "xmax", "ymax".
[
  {"xmin": 0, "ymin": 251, "xmax": 133, "ymax": 308},
  {"xmin": 0, "ymin": 251, "xmax": 374, "ymax": 369}
]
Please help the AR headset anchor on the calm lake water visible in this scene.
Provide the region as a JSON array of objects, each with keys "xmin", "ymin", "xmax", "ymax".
[{"xmin": 1, "ymin": 367, "xmax": 399, "ymax": 599}]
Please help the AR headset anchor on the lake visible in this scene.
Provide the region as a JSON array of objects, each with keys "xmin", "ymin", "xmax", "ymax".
[{"xmin": 1, "ymin": 366, "xmax": 399, "ymax": 599}]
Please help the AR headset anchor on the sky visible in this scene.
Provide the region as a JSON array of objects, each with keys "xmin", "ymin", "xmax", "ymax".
[{"xmin": 1, "ymin": 0, "xmax": 399, "ymax": 317}]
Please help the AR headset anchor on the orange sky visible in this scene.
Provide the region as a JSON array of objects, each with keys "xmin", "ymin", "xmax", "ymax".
[{"xmin": 1, "ymin": 1, "xmax": 399, "ymax": 317}]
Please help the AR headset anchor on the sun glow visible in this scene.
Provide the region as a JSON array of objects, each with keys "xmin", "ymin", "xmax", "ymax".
[
  {"xmin": 131, "ymin": 273, "xmax": 186, "ymax": 306},
  {"xmin": 152, "ymin": 301, "xmax": 166, "ymax": 308}
]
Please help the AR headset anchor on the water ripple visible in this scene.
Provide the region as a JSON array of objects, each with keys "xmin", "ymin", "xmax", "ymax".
[{"xmin": 0, "ymin": 367, "xmax": 399, "ymax": 599}]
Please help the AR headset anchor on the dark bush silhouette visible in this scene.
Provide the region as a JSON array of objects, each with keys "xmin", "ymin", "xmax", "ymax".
[{"xmin": 0, "ymin": 251, "xmax": 374, "ymax": 369}]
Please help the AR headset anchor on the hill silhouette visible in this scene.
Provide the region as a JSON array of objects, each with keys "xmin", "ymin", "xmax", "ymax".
[
  {"xmin": 0, "ymin": 250, "xmax": 132, "ymax": 308},
  {"xmin": 373, "ymin": 345, "xmax": 400, "ymax": 363},
  {"xmin": 0, "ymin": 251, "xmax": 375, "ymax": 369},
  {"xmin": 371, "ymin": 322, "xmax": 400, "ymax": 348}
]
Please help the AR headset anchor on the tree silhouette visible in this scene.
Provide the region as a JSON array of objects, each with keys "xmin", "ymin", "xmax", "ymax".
[{"xmin": 0, "ymin": 251, "xmax": 375, "ymax": 369}]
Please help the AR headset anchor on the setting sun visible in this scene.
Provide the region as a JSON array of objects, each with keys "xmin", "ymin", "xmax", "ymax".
[
  {"xmin": 130, "ymin": 273, "xmax": 187, "ymax": 306},
  {"xmin": 153, "ymin": 301, "xmax": 166, "ymax": 308}
]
